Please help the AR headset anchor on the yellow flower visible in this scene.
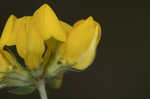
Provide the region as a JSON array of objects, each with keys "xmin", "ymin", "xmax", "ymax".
[
  {"xmin": 0, "ymin": 3, "xmax": 101, "ymax": 71},
  {"xmin": 0, "ymin": 4, "xmax": 66, "ymax": 70},
  {"xmin": 0, "ymin": 3, "xmax": 102, "ymax": 96},
  {"xmin": 59, "ymin": 16, "xmax": 101, "ymax": 70}
]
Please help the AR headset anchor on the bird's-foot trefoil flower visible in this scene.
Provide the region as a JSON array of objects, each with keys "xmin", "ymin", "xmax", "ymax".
[{"xmin": 0, "ymin": 3, "xmax": 102, "ymax": 99}]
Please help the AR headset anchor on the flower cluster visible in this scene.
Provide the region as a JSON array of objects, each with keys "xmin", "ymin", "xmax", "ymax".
[{"xmin": 0, "ymin": 3, "xmax": 101, "ymax": 98}]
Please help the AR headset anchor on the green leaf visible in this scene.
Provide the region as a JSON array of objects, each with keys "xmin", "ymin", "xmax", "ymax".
[{"xmin": 8, "ymin": 86, "xmax": 35, "ymax": 95}]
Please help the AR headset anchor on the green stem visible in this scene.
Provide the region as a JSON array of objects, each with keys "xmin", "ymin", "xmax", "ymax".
[{"xmin": 37, "ymin": 80, "xmax": 48, "ymax": 99}]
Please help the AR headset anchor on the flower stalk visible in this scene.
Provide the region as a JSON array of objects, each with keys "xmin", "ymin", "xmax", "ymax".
[{"xmin": 37, "ymin": 79, "xmax": 48, "ymax": 99}]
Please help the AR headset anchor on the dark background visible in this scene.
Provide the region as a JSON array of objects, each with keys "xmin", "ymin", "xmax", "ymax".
[{"xmin": 0, "ymin": 0, "xmax": 150, "ymax": 99}]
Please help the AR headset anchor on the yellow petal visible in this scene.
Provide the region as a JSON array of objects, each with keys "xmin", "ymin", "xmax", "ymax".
[
  {"xmin": 73, "ymin": 19, "xmax": 101, "ymax": 46},
  {"xmin": 32, "ymin": 4, "xmax": 66, "ymax": 41},
  {"xmin": 64, "ymin": 17, "xmax": 96, "ymax": 62},
  {"xmin": 59, "ymin": 21, "xmax": 72, "ymax": 34},
  {"xmin": 0, "ymin": 53, "xmax": 8, "ymax": 78},
  {"xmin": 73, "ymin": 25, "xmax": 101, "ymax": 70},
  {"xmin": 0, "ymin": 50, "xmax": 13, "ymax": 78},
  {"xmin": 15, "ymin": 17, "xmax": 45, "ymax": 70},
  {"xmin": 0, "ymin": 15, "xmax": 17, "ymax": 49},
  {"xmin": 95, "ymin": 22, "xmax": 102, "ymax": 46},
  {"xmin": 58, "ymin": 21, "xmax": 72, "ymax": 60},
  {"xmin": 62, "ymin": 16, "xmax": 101, "ymax": 70},
  {"xmin": 73, "ymin": 19, "xmax": 84, "ymax": 28}
]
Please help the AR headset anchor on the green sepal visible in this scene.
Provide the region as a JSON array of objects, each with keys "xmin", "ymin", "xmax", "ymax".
[
  {"xmin": 8, "ymin": 85, "xmax": 35, "ymax": 95},
  {"xmin": 31, "ymin": 65, "xmax": 43, "ymax": 79},
  {"xmin": 44, "ymin": 40, "xmax": 82, "ymax": 79},
  {"xmin": 0, "ymin": 69, "xmax": 33, "ymax": 87},
  {"xmin": 66, "ymin": 67, "xmax": 83, "ymax": 72},
  {"xmin": 48, "ymin": 72, "xmax": 64, "ymax": 90},
  {"xmin": 44, "ymin": 42, "xmax": 60, "ymax": 77},
  {"xmin": 56, "ymin": 64, "xmax": 83, "ymax": 73}
]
